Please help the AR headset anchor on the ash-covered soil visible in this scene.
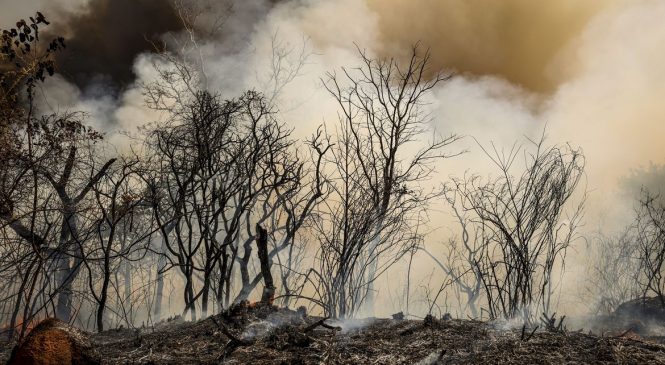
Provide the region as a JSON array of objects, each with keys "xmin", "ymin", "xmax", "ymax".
[{"xmin": 4, "ymin": 304, "xmax": 665, "ymax": 364}]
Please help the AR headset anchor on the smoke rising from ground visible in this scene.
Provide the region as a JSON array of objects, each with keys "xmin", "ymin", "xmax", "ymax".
[{"xmin": 392, "ymin": 0, "xmax": 665, "ymax": 228}]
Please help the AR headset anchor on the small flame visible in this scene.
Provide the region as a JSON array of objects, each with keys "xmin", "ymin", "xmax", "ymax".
[{"xmin": 247, "ymin": 295, "xmax": 275, "ymax": 309}]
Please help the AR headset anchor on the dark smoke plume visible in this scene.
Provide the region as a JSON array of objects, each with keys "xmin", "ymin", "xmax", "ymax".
[
  {"xmin": 48, "ymin": 0, "xmax": 183, "ymax": 92},
  {"xmin": 367, "ymin": 0, "xmax": 618, "ymax": 93},
  {"xmin": 43, "ymin": 0, "xmax": 284, "ymax": 93}
]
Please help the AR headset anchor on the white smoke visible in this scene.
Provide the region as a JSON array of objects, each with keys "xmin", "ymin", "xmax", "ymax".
[{"xmin": 12, "ymin": 0, "xmax": 665, "ymax": 318}]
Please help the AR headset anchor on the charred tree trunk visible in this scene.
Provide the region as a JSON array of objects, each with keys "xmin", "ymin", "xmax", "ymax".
[
  {"xmin": 97, "ymin": 259, "xmax": 111, "ymax": 332},
  {"xmin": 201, "ymin": 264, "xmax": 212, "ymax": 317},
  {"xmin": 154, "ymin": 240, "xmax": 167, "ymax": 320},
  {"xmin": 123, "ymin": 250, "xmax": 132, "ymax": 322},
  {"xmin": 8, "ymin": 259, "xmax": 37, "ymax": 340},
  {"xmin": 217, "ymin": 252, "xmax": 229, "ymax": 311},
  {"xmin": 55, "ymin": 209, "xmax": 77, "ymax": 323},
  {"xmin": 55, "ymin": 253, "xmax": 73, "ymax": 323},
  {"xmin": 153, "ymin": 223, "xmax": 173, "ymax": 320},
  {"xmin": 181, "ymin": 262, "xmax": 197, "ymax": 321},
  {"xmin": 256, "ymin": 225, "xmax": 275, "ymax": 304},
  {"xmin": 234, "ymin": 237, "xmax": 254, "ymax": 304}
]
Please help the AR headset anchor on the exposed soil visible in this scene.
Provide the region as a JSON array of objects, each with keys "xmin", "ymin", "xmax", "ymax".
[{"xmin": 4, "ymin": 304, "xmax": 665, "ymax": 364}]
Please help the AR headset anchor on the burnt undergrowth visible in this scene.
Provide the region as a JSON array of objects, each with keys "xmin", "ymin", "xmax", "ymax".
[{"xmin": 3, "ymin": 303, "xmax": 665, "ymax": 364}]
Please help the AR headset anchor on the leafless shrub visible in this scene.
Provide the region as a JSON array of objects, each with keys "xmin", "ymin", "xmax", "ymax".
[
  {"xmin": 307, "ymin": 44, "xmax": 461, "ymax": 318},
  {"xmin": 449, "ymin": 133, "xmax": 585, "ymax": 322},
  {"xmin": 635, "ymin": 189, "xmax": 665, "ymax": 307},
  {"xmin": 422, "ymin": 190, "xmax": 483, "ymax": 318},
  {"xmin": 585, "ymin": 230, "xmax": 641, "ymax": 314}
]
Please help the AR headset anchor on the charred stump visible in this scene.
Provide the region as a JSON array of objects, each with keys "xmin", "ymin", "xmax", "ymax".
[{"xmin": 256, "ymin": 224, "xmax": 275, "ymax": 304}]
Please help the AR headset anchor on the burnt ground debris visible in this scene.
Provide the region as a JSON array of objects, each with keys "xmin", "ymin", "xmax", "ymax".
[{"xmin": 2, "ymin": 303, "xmax": 665, "ymax": 364}]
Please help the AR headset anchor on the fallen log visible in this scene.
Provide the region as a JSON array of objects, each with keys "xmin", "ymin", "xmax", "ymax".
[
  {"xmin": 210, "ymin": 316, "xmax": 253, "ymax": 360},
  {"xmin": 303, "ymin": 317, "xmax": 341, "ymax": 333},
  {"xmin": 7, "ymin": 318, "xmax": 99, "ymax": 365}
]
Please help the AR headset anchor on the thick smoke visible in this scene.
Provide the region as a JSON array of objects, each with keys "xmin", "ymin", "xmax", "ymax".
[
  {"xmin": 378, "ymin": 0, "xmax": 665, "ymax": 226},
  {"xmin": 0, "ymin": 0, "xmax": 86, "ymax": 27},
  {"xmin": 621, "ymin": 165, "xmax": 665, "ymax": 202},
  {"xmin": 1, "ymin": 0, "xmax": 185, "ymax": 91},
  {"xmin": 2, "ymin": 0, "xmax": 283, "ymax": 92},
  {"xmin": 49, "ymin": 0, "xmax": 183, "ymax": 92},
  {"xmin": 368, "ymin": 0, "xmax": 623, "ymax": 93},
  {"xmin": 6, "ymin": 0, "xmax": 665, "ymax": 317}
]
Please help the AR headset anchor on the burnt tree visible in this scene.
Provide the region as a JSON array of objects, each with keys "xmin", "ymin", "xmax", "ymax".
[
  {"xmin": 450, "ymin": 133, "xmax": 585, "ymax": 322},
  {"xmin": 256, "ymin": 224, "xmax": 275, "ymax": 304},
  {"xmin": 311, "ymin": 44, "xmax": 461, "ymax": 317}
]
